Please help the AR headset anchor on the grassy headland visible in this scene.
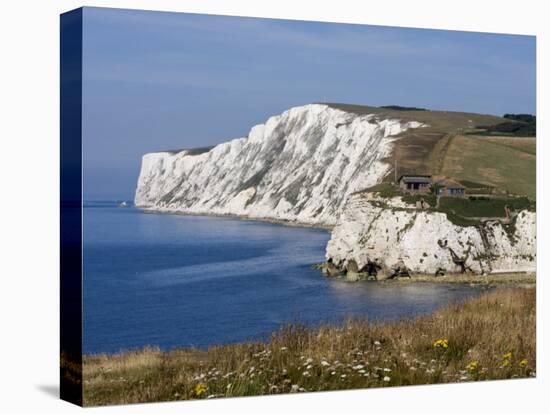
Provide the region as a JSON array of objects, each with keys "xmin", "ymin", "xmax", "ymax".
[{"xmin": 83, "ymin": 287, "xmax": 535, "ymax": 406}]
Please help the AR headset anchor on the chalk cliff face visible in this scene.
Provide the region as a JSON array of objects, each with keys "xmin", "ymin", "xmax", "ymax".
[
  {"xmin": 135, "ymin": 104, "xmax": 423, "ymax": 226},
  {"xmin": 325, "ymin": 193, "xmax": 536, "ymax": 275}
]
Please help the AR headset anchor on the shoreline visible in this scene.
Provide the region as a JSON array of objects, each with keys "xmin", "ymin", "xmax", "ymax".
[
  {"xmin": 316, "ymin": 260, "xmax": 536, "ymax": 285},
  {"xmin": 320, "ymin": 269, "xmax": 536, "ymax": 286},
  {"xmin": 137, "ymin": 206, "xmax": 334, "ymax": 231},
  {"xmin": 392, "ymin": 272, "xmax": 536, "ymax": 285}
]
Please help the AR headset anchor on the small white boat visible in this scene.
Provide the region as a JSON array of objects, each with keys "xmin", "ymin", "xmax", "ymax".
[{"xmin": 118, "ymin": 201, "xmax": 128, "ymax": 208}]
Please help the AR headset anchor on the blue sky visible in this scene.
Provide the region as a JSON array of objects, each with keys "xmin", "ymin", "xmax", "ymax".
[{"xmin": 81, "ymin": 7, "xmax": 536, "ymax": 200}]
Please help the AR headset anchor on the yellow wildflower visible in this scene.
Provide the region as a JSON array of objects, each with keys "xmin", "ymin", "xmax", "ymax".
[
  {"xmin": 519, "ymin": 359, "xmax": 528, "ymax": 368},
  {"xmin": 194, "ymin": 383, "xmax": 207, "ymax": 398},
  {"xmin": 500, "ymin": 352, "xmax": 513, "ymax": 367},
  {"xmin": 433, "ymin": 339, "xmax": 449, "ymax": 349},
  {"xmin": 467, "ymin": 361, "xmax": 479, "ymax": 372}
]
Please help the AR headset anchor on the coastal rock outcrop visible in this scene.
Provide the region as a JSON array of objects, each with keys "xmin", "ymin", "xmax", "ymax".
[
  {"xmin": 134, "ymin": 104, "xmax": 423, "ymax": 226},
  {"xmin": 325, "ymin": 193, "xmax": 536, "ymax": 276}
]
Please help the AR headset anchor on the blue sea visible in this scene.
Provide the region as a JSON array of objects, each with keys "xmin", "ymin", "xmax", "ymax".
[{"xmin": 83, "ymin": 202, "xmax": 487, "ymax": 355}]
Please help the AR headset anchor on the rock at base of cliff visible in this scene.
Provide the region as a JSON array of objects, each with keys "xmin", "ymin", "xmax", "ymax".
[
  {"xmin": 345, "ymin": 272, "xmax": 359, "ymax": 282},
  {"xmin": 389, "ymin": 259, "xmax": 411, "ymax": 279},
  {"xmin": 321, "ymin": 261, "xmax": 344, "ymax": 277}
]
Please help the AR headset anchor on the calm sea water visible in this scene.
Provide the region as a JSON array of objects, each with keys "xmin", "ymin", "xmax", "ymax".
[{"xmin": 83, "ymin": 202, "xmax": 487, "ymax": 354}]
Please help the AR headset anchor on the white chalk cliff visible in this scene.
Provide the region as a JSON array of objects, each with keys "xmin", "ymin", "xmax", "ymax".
[
  {"xmin": 326, "ymin": 193, "xmax": 536, "ymax": 275},
  {"xmin": 135, "ymin": 103, "xmax": 536, "ymax": 275},
  {"xmin": 135, "ymin": 104, "xmax": 423, "ymax": 226}
]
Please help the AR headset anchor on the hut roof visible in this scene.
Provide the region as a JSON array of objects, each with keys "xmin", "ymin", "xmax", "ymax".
[{"xmin": 398, "ymin": 175, "xmax": 432, "ymax": 184}]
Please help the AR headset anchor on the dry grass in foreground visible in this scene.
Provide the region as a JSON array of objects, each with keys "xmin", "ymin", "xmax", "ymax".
[{"xmin": 83, "ymin": 287, "xmax": 535, "ymax": 406}]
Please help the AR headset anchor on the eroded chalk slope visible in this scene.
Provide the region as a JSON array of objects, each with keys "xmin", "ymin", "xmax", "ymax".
[{"xmin": 135, "ymin": 104, "xmax": 423, "ymax": 226}]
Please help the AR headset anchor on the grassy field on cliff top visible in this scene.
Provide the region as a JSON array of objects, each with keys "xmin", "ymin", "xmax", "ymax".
[
  {"xmin": 81, "ymin": 287, "xmax": 535, "ymax": 406},
  {"xmin": 439, "ymin": 135, "xmax": 536, "ymax": 199},
  {"xmin": 326, "ymin": 103, "xmax": 536, "ymax": 199}
]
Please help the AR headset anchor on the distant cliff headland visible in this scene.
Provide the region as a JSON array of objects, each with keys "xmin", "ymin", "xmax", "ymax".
[{"xmin": 135, "ymin": 103, "xmax": 536, "ymax": 277}]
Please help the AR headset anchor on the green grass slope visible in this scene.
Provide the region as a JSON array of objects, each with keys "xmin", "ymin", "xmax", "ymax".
[{"xmin": 440, "ymin": 135, "xmax": 536, "ymax": 199}]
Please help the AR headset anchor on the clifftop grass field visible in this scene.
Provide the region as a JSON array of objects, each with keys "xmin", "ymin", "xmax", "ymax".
[
  {"xmin": 82, "ymin": 287, "xmax": 535, "ymax": 406},
  {"xmin": 439, "ymin": 135, "xmax": 536, "ymax": 199},
  {"xmin": 325, "ymin": 103, "xmax": 536, "ymax": 200}
]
